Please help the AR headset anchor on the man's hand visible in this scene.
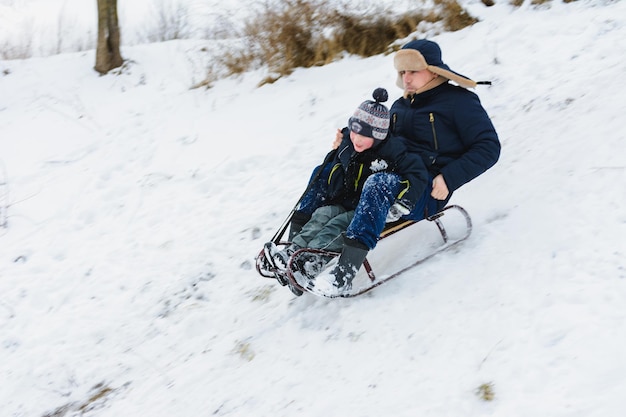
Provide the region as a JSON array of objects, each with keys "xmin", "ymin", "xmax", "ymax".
[
  {"xmin": 332, "ymin": 128, "xmax": 342, "ymax": 149},
  {"xmin": 431, "ymin": 174, "xmax": 449, "ymax": 200}
]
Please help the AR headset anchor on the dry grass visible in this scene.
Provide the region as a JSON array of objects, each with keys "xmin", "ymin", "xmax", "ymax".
[
  {"xmin": 212, "ymin": 0, "xmax": 478, "ymax": 86},
  {"xmin": 42, "ymin": 382, "xmax": 128, "ymax": 417},
  {"xmin": 436, "ymin": 0, "xmax": 479, "ymax": 31},
  {"xmin": 510, "ymin": 0, "xmax": 579, "ymax": 8},
  {"xmin": 476, "ymin": 382, "xmax": 496, "ymax": 401}
]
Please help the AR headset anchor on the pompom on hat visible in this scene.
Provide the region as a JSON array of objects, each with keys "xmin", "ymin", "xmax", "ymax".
[
  {"xmin": 348, "ymin": 87, "xmax": 390, "ymax": 141},
  {"xmin": 394, "ymin": 39, "xmax": 477, "ymax": 89}
]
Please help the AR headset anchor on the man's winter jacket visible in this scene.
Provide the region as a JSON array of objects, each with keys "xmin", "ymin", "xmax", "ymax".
[{"xmin": 390, "ymin": 82, "xmax": 500, "ymax": 193}]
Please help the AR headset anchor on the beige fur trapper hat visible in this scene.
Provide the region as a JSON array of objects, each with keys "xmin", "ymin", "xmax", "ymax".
[{"xmin": 394, "ymin": 39, "xmax": 477, "ymax": 89}]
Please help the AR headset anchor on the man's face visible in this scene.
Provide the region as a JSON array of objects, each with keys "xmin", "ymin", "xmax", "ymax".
[{"xmin": 400, "ymin": 69, "xmax": 437, "ymax": 93}]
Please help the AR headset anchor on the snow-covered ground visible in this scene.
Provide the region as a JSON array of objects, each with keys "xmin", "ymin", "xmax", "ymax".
[{"xmin": 1, "ymin": 0, "xmax": 625, "ymax": 416}]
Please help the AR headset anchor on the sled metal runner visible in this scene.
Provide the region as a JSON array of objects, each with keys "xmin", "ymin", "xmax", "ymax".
[{"xmin": 255, "ymin": 205, "xmax": 472, "ymax": 298}]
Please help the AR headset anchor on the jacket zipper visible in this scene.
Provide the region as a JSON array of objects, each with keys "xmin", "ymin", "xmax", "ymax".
[{"xmin": 429, "ymin": 112, "xmax": 439, "ymax": 150}]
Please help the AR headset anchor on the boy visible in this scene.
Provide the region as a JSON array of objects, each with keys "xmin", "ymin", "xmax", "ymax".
[{"xmin": 264, "ymin": 88, "xmax": 428, "ymax": 295}]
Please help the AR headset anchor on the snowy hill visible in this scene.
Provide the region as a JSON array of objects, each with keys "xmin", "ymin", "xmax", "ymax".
[{"xmin": 1, "ymin": 1, "xmax": 625, "ymax": 416}]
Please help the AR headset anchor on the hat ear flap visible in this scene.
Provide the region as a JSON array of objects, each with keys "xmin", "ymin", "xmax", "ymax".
[
  {"xmin": 396, "ymin": 74, "xmax": 404, "ymax": 90},
  {"xmin": 427, "ymin": 65, "xmax": 477, "ymax": 88}
]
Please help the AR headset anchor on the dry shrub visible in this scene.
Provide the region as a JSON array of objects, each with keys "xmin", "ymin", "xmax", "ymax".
[
  {"xmin": 216, "ymin": 0, "xmax": 477, "ymax": 85},
  {"xmin": 435, "ymin": 0, "xmax": 479, "ymax": 31},
  {"xmin": 236, "ymin": 0, "xmax": 328, "ymax": 77},
  {"xmin": 331, "ymin": 11, "xmax": 437, "ymax": 57}
]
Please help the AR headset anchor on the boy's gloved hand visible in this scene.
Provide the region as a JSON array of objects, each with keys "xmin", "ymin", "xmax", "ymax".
[{"xmin": 385, "ymin": 200, "xmax": 412, "ymax": 223}]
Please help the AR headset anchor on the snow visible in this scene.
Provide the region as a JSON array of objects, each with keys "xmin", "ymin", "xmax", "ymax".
[{"xmin": 1, "ymin": 0, "xmax": 626, "ymax": 416}]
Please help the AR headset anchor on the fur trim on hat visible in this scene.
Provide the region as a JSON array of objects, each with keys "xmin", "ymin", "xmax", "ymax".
[{"xmin": 394, "ymin": 48, "xmax": 477, "ymax": 90}]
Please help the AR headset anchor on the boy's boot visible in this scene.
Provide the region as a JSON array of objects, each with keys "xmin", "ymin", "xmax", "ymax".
[
  {"xmin": 312, "ymin": 237, "xmax": 368, "ymax": 294},
  {"xmin": 263, "ymin": 242, "xmax": 302, "ymax": 287},
  {"xmin": 272, "ymin": 243, "xmax": 301, "ymax": 271}
]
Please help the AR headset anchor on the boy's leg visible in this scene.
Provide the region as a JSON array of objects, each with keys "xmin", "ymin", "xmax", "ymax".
[
  {"xmin": 290, "ymin": 163, "xmax": 332, "ymax": 239},
  {"xmin": 307, "ymin": 210, "xmax": 355, "ymax": 252},
  {"xmin": 291, "ymin": 205, "xmax": 346, "ymax": 248},
  {"xmin": 344, "ymin": 173, "xmax": 401, "ymax": 250}
]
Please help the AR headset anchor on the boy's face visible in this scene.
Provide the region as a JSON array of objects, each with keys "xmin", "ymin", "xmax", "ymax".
[{"xmin": 350, "ymin": 131, "xmax": 375, "ymax": 152}]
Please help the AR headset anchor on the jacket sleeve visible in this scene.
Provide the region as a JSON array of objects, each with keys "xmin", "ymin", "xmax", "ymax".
[
  {"xmin": 439, "ymin": 92, "xmax": 501, "ymax": 192},
  {"xmin": 388, "ymin": 137, "xmax": 429, "ymax": 208}
]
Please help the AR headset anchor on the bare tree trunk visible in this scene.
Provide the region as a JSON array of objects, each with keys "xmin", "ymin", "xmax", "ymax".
[{"xmin": 95, "ymin": 0, "xmax": 123, "ymax": 74}]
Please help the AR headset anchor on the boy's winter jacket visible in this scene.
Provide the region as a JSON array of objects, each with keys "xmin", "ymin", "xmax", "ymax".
[{"xmin": 324, "ymin": 128, "xmax": 428, "ymax": 212}]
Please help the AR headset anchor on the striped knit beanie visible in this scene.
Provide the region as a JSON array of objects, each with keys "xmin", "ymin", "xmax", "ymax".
[{"xmin": 348, "ymin": 88, "xmax": 390, "ymax": 141}]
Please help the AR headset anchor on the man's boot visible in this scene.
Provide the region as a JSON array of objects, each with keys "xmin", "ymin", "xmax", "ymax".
[{"xmin": 312, "ymin": 237, "xmax": 369, "ymax": 295}]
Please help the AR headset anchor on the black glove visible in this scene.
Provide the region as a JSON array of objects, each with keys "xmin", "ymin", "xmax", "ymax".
[
  {"xmin": 385, "ymin": 200, "xmax": 412, "ymax": 223},
  {"xmin": 289, "ymin": 210, "xmax": 311, "ymax": 240}
]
